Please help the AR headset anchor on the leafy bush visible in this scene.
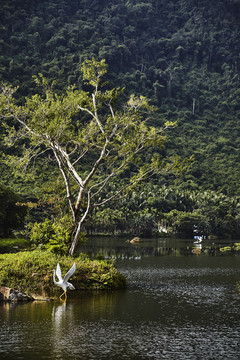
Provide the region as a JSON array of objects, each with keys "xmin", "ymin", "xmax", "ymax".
[
  {"xmin": 28, "ymin": 218, "xmax": 55, "ymax": 245},
  {"xmin": 26, "ymin": 215, "xmax": 86, "ymax": 255}
]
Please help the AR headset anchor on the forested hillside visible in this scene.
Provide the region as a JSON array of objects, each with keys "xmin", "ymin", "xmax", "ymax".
[{"xmin": 1, "ymin": 0, "xmax": 240, "ymax": 240}]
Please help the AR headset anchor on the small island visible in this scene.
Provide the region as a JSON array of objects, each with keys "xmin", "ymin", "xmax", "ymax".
[{"xmin": 0, "ymin": 249, "xmax": 126, "ymax": 301}]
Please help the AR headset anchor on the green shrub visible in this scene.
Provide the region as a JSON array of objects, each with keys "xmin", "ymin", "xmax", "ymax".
[
  {"xmin": 26, "ymin": 215, "xmax": 86, "ymax": 255},
  {"xmin": 28, "ymin": 218, "xmax": 55, "ymax": 245}
]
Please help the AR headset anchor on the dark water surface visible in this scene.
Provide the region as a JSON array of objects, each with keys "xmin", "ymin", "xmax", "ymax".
[{"xmin": 1, "ymin": 238, "xmax": 240, "ymax": 359}]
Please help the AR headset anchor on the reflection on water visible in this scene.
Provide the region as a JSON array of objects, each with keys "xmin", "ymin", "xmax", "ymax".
[
  {"xmin": 1, "ymin": 238, "xmax": 240, "ymax": 359},
  {"xmin": 81, "ymin": 236, "xmax": 240, "ymax": 259}
]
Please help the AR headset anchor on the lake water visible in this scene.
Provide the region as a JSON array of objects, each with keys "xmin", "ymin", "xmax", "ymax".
[{"xmin": 1, "ymin": 237, "xmax": 240, "ymax": 359}]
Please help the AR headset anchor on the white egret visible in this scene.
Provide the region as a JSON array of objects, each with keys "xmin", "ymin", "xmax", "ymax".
[
  {"xmin": 194, "ymin": 236, "xmax": 203, "ymax": 244},
  {"xmin": 53, "ymin": 262, "xmax": 76, "ymax": 301}
]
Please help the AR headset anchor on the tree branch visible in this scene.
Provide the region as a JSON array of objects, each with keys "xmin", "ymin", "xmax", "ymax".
[
  {"xmin": 93, "ymin": 168, "xmax": 155, "ymax": 207},
  {"xmin": 52, "ymin": 148, "xmax": 76, "ymax": 222}
]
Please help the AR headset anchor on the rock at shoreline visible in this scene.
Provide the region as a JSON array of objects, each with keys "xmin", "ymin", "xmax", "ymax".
[
  {"xmin": 0, "ymin": 287, "xmax": 33, "ymax": 302},
  {"xmin": 126, "ymin": 237, "xmax": 141, "ymax": 244}
]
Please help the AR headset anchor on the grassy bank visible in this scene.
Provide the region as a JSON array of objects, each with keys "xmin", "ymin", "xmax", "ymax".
[
  {"xmin": 0, "ymin": 250, "xmax": 126, "ymax": 299},
  {"xmin": 0, "ymin": 238, "xmax": 29, "ymax": 252}
]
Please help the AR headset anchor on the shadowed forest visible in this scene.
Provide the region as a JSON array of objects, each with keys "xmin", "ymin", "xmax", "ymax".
[{"xmin": 0, "ymin": 0, "xmax": 240, "ymax": 244}]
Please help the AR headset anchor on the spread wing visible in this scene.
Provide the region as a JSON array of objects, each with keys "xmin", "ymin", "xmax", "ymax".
[
  {"xmin": 67, "ymin": 282, "xmax": 75, "ymax": 290},
  {"xmin": 56, "ymin": 263, "xmax": 63, "ymax": 282},
  {"xmin": 63, "ymin": 263, "xmax": 76, "ymax": 283}
]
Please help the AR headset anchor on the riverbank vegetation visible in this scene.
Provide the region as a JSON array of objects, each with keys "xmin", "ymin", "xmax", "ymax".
[
  {"xmin": 0, "ymin": 0, "xmax": 240, "ymax": 248},
  {"xmin": 0, "ymin": 237, "xmax": 29, "ymax": 253},
  {"xmin": 0, "ymin": 250, "xmax": 126, "ymax": 298},
  {"xmin": 84, "ymin": 186, "xmax": 240, "ymax": 239}
]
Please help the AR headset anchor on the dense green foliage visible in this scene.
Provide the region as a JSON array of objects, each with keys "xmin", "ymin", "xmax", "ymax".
[
  {"xmin": 85, "ymin": 185, "xmax": 240, "ymax": 239},
  {"xmin": 0, "ymin": 59, "xmax": 176, "ymax": 254},
  {"xmin": 0, "ymin": 250, "xmax": 126, "ymax": 297},
  {"xmin": 0, "ymin": 0, "xmax": 240, "ymax": 240},
  {"xmin": 26, "ymin": 216, "xmax": 77, "ymax": 255},
  {"xmin": 0, "ymin": 185, "xmax": 27, "ymax": 237}
]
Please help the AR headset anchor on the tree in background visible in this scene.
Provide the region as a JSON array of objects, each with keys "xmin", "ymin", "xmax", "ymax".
[
  {"xmin": 0, "ymin": 185, "xmax": 27, "ymax": 237},
  {"xmin": 0, "ymin": 59, "xmax": 176, "ymax": 255}
]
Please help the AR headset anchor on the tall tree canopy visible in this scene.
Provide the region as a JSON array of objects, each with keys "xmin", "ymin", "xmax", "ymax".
[
  {"xmin": 1, "ymin": 0, "xmax": 240, "ymax": 241},
  {"xmin": 0, "ymin": 59, "xmax": 176, "ymax": 254},
  {"xmin": 0, "ymin": 0, "xmax": 240, "ymax": 195}
]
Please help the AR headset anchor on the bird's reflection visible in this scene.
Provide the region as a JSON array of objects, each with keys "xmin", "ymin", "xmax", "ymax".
[
  {"xmin": 52, "ymin": 301, "xmax": 67, "ymax": 321},
  {"xmin": 195, "ymin": 243, "xmax": 202, "ymax": 250},
  {"xmin": 51, "ymin": 301, "xmax": 76, "ymax": 329},
  {"xmin": 51, "ymin": 302, "xmax": 75, "ymax": 357}
]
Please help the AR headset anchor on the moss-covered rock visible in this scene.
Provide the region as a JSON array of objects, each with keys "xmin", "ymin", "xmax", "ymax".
[
  {"xmin": 0, "ymin": 286, "xmax": 33, "ymax": 301},
  {"xmin": 0, "ymin": 250, "xmax": 126, "ymax": 299}
]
